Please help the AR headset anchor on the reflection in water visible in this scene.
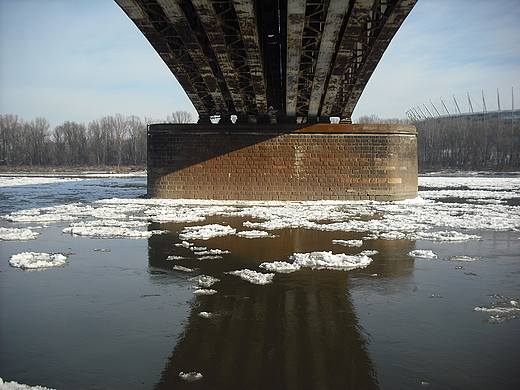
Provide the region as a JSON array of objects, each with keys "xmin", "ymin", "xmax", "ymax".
[{"xmin": 148, "ymin": 218, "xmax": 416, "ymax": 389}]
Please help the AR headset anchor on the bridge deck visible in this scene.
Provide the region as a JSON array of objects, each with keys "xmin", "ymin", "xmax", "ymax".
[{"xmin": 116, "ymin": 0, "xmax": 417, "ymax": 123}]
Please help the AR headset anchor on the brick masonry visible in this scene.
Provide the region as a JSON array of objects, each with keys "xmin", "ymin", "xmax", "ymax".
[{"xmin": 147, "ymin": 123, "xmax": 418, "ymax": 201}]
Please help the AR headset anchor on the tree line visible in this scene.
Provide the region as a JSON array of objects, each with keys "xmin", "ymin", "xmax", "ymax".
[
  {"xmin": 2, "ymin": 111, "xmax": 517, "ymax": 171},
  {"xmin": 414, "ymin": 114, "xmax": 519, "ymax": 171},
  {"xmin": 0, "ymin": 111, "xmax": 193, "ymax": 167},
  {"xmin": 356, "ymin": 114, "xmax": 520, "ymax": 172}
]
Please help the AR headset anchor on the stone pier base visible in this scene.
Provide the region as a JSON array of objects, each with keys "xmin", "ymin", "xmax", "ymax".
[{"xmin": 147, "ymin": 123, "xmax": 418, "ymax": 201}]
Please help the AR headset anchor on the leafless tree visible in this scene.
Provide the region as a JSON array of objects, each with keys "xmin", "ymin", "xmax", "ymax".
[{"xmin": 166, "ymin": 110, "xmax": 195, "ymax": 123}]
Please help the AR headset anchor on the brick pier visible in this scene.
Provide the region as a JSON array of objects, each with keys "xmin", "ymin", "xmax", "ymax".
[{"xmin": 147, "ymin": 123, "xmax": 417, "ymax": 201}]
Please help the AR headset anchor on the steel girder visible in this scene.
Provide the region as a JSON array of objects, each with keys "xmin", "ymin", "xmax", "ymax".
[{"xmin": 115, "ymin": 0, "xmax": 417, "ymax": 123}]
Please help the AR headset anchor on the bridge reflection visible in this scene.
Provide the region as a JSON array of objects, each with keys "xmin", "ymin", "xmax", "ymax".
[{"xmin": 148, "ymin": 220, "xmax": 416, "ymax": 389}]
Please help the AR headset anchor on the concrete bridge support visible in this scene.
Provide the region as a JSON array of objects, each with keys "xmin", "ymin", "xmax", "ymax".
[{"xmin": 147, "ymin": 123, "xmax": 417, "ymax": 201}]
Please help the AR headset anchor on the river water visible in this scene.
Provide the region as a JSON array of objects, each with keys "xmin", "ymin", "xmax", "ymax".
[{"xmin": 0, "ymin": 173, "xmax": 519, "ymax": 390}]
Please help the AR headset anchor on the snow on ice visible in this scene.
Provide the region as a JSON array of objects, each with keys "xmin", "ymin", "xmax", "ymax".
[
  {"xmin": 0, "ymin": 377, "xmax": 57, "ymax": 390},
  {"xmin": 332, "ymin": 239, "xmax": 363, "ymax": 247},
  {"xmin": 179, "ymin": 224, "xmax": 237, "ymax": 240},
  {"xmin": 0, "ymin": 227, "xmax": 39, "ymax": 241},
  {"xmin": 289, "ymin": 251, "xmax": 373, "ymax": 271},
  {"xmin": 408, "ymin": 250, "xmax": 439, "ymax": 259},
  {"xmin": 178, "ymin": 372, "xmax": 203, "ymax": 381},
  {"xmin": 260, "ymin": 261, "xmax": 301, "ymax": 273},
  {"xmin": 192, "ymin": 288, "xmax": 218, "ymax": 295},
  {"xmin": 444, "ymin": 255, "xmax": 484, "ymax": 262},
  {"xmin": 9, "ymin": 252, "xmax": 68, "ymax": 269},
  {"xmin": 226, "ymin": 269, "xmax": 275, "ymax": 285}
]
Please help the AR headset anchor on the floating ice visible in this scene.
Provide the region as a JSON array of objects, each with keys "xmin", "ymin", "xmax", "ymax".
[
  {"xmin": 359, "ymin": 250, "xmax": 379, "ymax": 256},
  {"xmin": 198, "ymin": 311, "xmax": 213, "ymax": 318},
  {"xmin": 176, "ymin": 241, "xmax": 193, "ymax": 248},
  {"xmin": 0, "ymin": 227, "xmax": 39, "ymax": 241},
  {"xmin": 482, "ymin": 315, "xmax": 518, "ymax": 324},
  {"xmin": 172, "ymin": 265, "xmax": 195, "ymax": 272},
  {"xmin": 0, "ymin": 176, "xmax": 81, "ymax": 187},
  {"xmin": 179, "ymin": 224, "xmax": 236, "ymax": 240},
  {"xmin": 189, "ymin": 275, "xmax": 220, "ymax": 288},
  {"xmin": 192, "ymin": 248, "xmax": 230, "ymax": 256},
  {"xmin": 474, "ymin": 294, "xmax": 519, "ymax": 318},
  {"xmin": 62, "ymin": 226, "xmax": 167, "ymax": 238},
  {"xmin": 237, "ymin": 230, "xmax": 276, "ymax": 238},
  {"xmin": 178, "ymin": 372, "xmax": 203, "ymax": 381},
  {"xmin": 363, "ymin": 231, "xmax": 407, "ymax": 240},
  {"xmin": 408, "ymin": 250, "xmax": 438, "ymax": 259},
  {"xmin": 332, "ymin": 239, "xmax": 363, "ymax": 247},
  {"xmin": 192, "ymin": 288, "xmax": 218, "ymax": 295},
  {"xmin": 407, "ymin": 230, "xmax": 482, "ymax": 242},
  {"xmin": 226, "ymin": 269, "xmax": 275, "ymax": 285},
  {"xmin": 198, "ymin": 255, "xmax": 224, "ymax": 260},
  {"xmin": 259, "ymin": 261, "xmax": 301, "ymax": 273},
  {"xmin": 9, "ymin": 252, "xmax": 68, "ymax": 269},
  {"xmin": 445, "ymin": 255, "xmax": 483, "ymax": 262},
  {"xmin": 0, "ymin": 377, "xmax": 57, "ymax": 389},
  {"xmin": 289, "ymin": 251, "xmax": 372, "ymax": 271},
  {"xmin": 166, "ymin": 255, "xmax": 188, "ymax": 261}
]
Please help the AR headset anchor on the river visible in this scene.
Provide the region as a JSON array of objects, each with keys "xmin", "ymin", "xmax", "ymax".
[{"xmin": 0, "ymin": 172, "xmax": 519, "ymax": 390}]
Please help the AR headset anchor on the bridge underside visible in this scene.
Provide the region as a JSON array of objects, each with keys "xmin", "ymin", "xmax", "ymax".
[{"xmin": 116, "ymin": 0, "xmax": 417, "ymax": 124}]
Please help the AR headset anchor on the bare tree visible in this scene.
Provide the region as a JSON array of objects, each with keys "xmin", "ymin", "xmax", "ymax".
[{"xmin": 166, "ymin": 110, "xmax": 194, "ymax": 123}]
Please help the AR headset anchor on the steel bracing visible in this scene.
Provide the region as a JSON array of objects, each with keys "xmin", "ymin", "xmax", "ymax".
[{"xmin": 116, "ymin": 0, "xmax": 417, "ymax": 123}]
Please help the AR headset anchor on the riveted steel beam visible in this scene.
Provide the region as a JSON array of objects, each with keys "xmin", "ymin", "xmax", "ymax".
[
  {"xmin": 307, "ymin": 0, "xmax": 352, "ymax": 121},
  {"xmin": 285, "ymin": 0, "xmax": 306, "ymax": 120},
  {"xmin": 115, "ymin": 0, "xmax": 417, "ymax": 123}
]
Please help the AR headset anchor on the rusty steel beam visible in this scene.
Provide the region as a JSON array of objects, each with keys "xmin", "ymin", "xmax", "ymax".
[
  {"xmin": 285, "ymin": 0, "xmax": 306, "ymax": 120},
  {"xmin": 232, "ymin": 0, "xmax": 269, "ymax": 122},
  {"xmin": 306, "ymin": 0, "xmax": 351, "ymax": 121},
  {"xmin": 115, "ymin": 0, "xmax": 417, "ymax": 123}
]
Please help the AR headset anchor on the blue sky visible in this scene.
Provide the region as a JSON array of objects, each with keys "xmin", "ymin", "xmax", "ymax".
[{"xmin": 0, "ymin": 0, "xmax": 519, "ymax": 128}]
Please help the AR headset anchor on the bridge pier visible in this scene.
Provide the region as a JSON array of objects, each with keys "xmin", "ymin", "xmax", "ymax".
[{"xmin": 147, "ymin": 123, "xmax": 417, "ymax": 201}]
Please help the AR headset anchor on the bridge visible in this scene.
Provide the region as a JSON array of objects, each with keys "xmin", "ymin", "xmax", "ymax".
[
  {"xmin": 115, "ymin": 0, "xmax": 419, "ymax": 201},
  {"xmin": 116, "ymin": 0, "xmax": 417, "ymax": 124}
]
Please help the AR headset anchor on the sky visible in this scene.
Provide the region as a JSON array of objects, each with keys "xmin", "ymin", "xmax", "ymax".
[{"xmin": 0, "ymin": 0, "xmax": 519, "ymax": 128}]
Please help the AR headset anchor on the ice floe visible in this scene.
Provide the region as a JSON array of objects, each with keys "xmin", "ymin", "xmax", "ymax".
[
  {"xmin": 259, "ymin": 261, "xmax": 301, "ymax": 273},
  {"xmin": 172, "ymin": 265, "xmax": 195, "ymax": 272},
  {"xmin": 444, "ymin": 255, "xmax": 484, "ymax": 262},
  {"xmin": 0, "ymin": 377, "xmax": 57, "ymax": 390},
  {"xmin": 189, "ymin": 275, "xmax": 220, "ymax": 288},
  {"xmin": 474, "ymin": 294, "xmax": 519, "ymax": 323},
  {"xmin": 192, "ymin": 288, "xmax": 218, "ymax": 295},
  {"xmin": 236, "ymin": 230, "xmax": 276, "ymax": 238},
  {"xmin": 198, "ymin": 311, "xmax": 213, "ymax": 318},
  {"xmin": 178, "ymin": 372, "xmax": 203, "ymax": 381},
  {"xmin": 62, "ymin": 225, "xmax": 168, "ymax": 238},
  {"xmin": 0, "ymin": 227, "xmax": 39, "ymax": 241},
  {"xmin": 226, "ymin": 269, "xmax": 275, "ymax": 285},
  {"xmin": 9, "ymin": 252, "xmax": 68, "ymax": 269},
  {"xmin": 289, "ymin": 251, "xmax": 372, "ymax": 271},
  {"xmin": 408, "ymin": 250, "xmax": 439, "ymax": 259},
  {"xmin": 332, "ymin": 239, "xmax": 363, "ymax": 247},
  {"xmin": 407, "ymin": 231, "xmax": 482, "ymax": 242},
  {"xmin": 179, "ymin": 224, "xmax": 236, "ymax": 240}
]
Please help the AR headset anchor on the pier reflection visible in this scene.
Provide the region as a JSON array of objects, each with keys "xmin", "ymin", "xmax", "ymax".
[{"xmin": 148, "ymin": 219, "xmax": 416, "ymax": 389}]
